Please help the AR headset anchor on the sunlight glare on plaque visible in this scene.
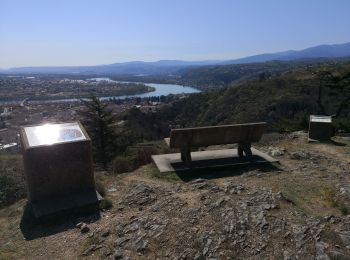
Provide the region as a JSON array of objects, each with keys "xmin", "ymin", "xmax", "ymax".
[{"xmin": 34, "ymin": 124, "xmax": 61, "ymax": 145}]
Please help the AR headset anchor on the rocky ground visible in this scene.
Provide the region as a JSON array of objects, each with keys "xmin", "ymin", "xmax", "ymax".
[{"xmin": 1, "ymin": 132, "xmax": 350, "ymax": 259}]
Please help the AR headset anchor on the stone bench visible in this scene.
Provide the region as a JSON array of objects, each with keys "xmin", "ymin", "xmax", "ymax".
[{"xmin": 165, "ymin": 122, "xmax": 267, "ymax": 165}]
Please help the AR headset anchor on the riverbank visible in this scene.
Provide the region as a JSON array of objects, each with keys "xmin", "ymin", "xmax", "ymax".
[
  {"xmin": 0, "ymin": 76, "xmax": 200, "ymax": 105},
  {"xmin": 0, "ymin": 88, "xmax": 156, "ymax": 104}
]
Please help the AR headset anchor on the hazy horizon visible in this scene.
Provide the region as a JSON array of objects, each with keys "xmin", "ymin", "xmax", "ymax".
[{"xmin": 1, "ymin": 0, "xmax": 350, "ymax": 69}]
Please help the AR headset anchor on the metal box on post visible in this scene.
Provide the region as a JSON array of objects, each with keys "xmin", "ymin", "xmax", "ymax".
[
  {"xmin": 308, "ymin": 115, "xmax": 333, "ymax": 141},
  {"xmin": 20, "ymin": 122, "xmax": 101, "ymax": 218}
]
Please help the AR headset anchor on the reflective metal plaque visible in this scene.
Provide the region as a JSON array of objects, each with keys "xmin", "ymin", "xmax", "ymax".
[
  {"xmin": 24, "ymin": 122, "xmax": 87, "ymax": 147},
  {"xmin": 310, "ymin": 115, "xmax": 332, "ymax": 123}
]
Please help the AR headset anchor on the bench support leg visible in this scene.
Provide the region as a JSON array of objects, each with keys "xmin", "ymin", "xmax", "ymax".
[
  {"xmin": 238, "ymin": 143, "xmax": 252, "ymax": 158},
  {"xmin": 180, "ymin": 146, "xmax": 192, "ymax": 166}
]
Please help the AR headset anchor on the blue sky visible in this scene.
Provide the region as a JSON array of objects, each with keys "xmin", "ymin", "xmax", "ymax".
[{"xmin": 1, "ymin": 0, "xmax": 350, "ymax": 68}]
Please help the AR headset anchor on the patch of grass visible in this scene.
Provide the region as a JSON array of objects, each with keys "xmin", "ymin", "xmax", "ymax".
[
  {"xmin": 112, "ymin": 142, "xmax": 165, "ymax": 175},
  {"xmin": 88, "ymin": 234, "xmax": 100, "ymax": 245},
  {"xmin": 0, "ymin": 153, "xmax": 26, "ymax": 208},
  {"xmin": 0, "ymin": 249, "xmax": 23, "ymax": 260},
  {"xmin": 0, "ymin": 173, "xmax": 26, "ymax": 208},
  {"xmin": 151, "ymin": 171, "xmax": 181, "ymax": 182},
  {"xmin": 322, "ymin": 188, "xmax": 350, "ymax": 215},
  {"xmin": 95, "ymin": 178, "xmax": 106, "ymax": 197},
  {"xmin": 321, "ymin": 187, "xmax": 338, "ymax": 208},
  {"xmin": 280, "ymin": 178, "xmax": 337, "ymax": 216},
  {"xmin": 0, "ymin": 153, "xmax": 21, "ymax": 160},
  {"xmin": 320, "ymin": 187, "xmax": 350, "ymax": 215},
  {"xmin": 321, "ymin": 228, "xmax": 344, "ymax": 246},
  {"xmin": 99, "ymin": 197, "xmax": 113, "ymax": 210},
  {"xmin": 143, "ymin": 165, "xmax": 181, "ymax": 182},
  {"xmin": 112, "ymin": 155, "xmax": 137, "ymax": 174},
  {"xmin": 339, "ymin": 203, "xmax": 349, "ymax": 215},
  {"xmin": 278, "ymin": 139, "xmax": 310, "ymax": 152},
  {"xmin": 83, "ymin": 231, "xmax": 104, "ymax": 250}
]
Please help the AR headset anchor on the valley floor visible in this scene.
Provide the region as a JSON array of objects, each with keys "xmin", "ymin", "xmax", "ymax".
[{"xmin": 1, "ymin": 132, "xmax": 350, "ymax": 259}]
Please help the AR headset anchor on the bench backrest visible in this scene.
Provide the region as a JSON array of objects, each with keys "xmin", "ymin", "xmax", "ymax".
[{"xmin": 169, "ymin": 122, "xmax": 266, "ymax": 148}]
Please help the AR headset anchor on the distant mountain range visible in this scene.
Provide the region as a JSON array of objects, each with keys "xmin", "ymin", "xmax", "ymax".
[
  {"xmin": 3, "ymin": 42, "xmax": 350, "ymax": 75},
  {"xmin": 221, "ymin": 42, "xmax": 350, "ymax": 64}
]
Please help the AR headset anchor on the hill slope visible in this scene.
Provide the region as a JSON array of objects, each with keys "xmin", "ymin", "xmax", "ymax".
[{"xmin": 125, "ymin": 59, "xmax": 350, "ymax": 140}]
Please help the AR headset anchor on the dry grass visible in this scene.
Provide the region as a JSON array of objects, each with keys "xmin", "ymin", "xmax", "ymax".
[
  {"xmin": 321, "ymin": 187, "xmax": 338, "ymax": 208},
  {"xmin": 320, "ymin": 187, "xmax": 350, "ymax": 215},
  {"xmin": 0, "ymin": 200, "xmax": 27, "ymax": 260},
  {"xmin": 143, "ymin": 164, "xmax": 181, "ymax": 183},
  {"xmin": 277, "ymin": 178, "xmax": 337, "ymax": 216}
]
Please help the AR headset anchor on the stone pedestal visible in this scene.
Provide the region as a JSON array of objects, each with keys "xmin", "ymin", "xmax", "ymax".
[
  {"xmin": 309, "ymin": 115, "xmax": 333, "ymax": 141},
  {"xmin": 20, "ymin": 122, "xmax": 101, "ymax": 218}
]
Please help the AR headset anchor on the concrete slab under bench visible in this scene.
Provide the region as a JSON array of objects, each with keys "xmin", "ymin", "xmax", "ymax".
[{"xmin": 152, "ymin": 147, "xmax": 278, "ymax": 173}]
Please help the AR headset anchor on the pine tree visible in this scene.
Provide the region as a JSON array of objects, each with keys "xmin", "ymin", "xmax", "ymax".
[{"xmin": 79, "ymin": 96, "xmax": 117, "ymax": 167}]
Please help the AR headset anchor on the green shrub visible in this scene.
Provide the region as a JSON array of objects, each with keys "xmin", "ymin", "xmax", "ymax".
[
  {"xmin": 95, "ymin": 178, "xmax": 106, "ymax": 197},
  {"xmin": 134, "ymin": 146, "xmax": 157, "ymax": 166},
  {"xmin": 340, "ymin": 204, "xmax": 349, "ymax": 215},
  {"xmin": 99, "ymin": 197, "xmax": 113, "ymax": 210},
  {"xmin": 112, "ymin": 145, "xmax": 158, "ymax": 174},
  {"xmin": 0, "ymin": 154, "xmax": 26, "ymax": 208},
  {"xmin": 334, "ymin": 118, "xmax": 350, "ymax": 133},
  {"xmin": 112, "ymin": 155, "xmax": 137, "ymax": 174}
]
